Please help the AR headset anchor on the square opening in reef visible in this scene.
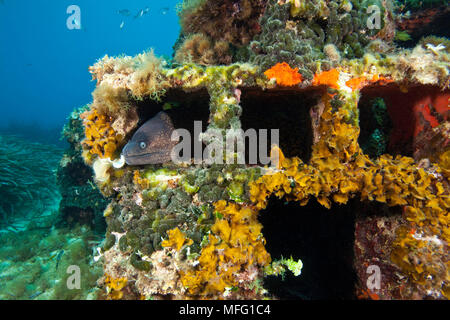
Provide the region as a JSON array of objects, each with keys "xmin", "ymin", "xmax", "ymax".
[
  {"xmin": 358, "ymin": 84, "xmax": 449, "ymax": 159},
  {"xmin": 133, "ymin": 88, "xmax": 211, "ymax": 160},
  {"xmin": 258, "ymin": 197, "xmax": 357, "ymax": 300},
  {"xmin": 239, "ymin": 88, "xmax": 321, "ymax": 164}
]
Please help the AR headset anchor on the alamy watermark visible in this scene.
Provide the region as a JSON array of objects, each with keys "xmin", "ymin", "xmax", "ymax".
[
  {"xmin": 66, "ymin": 265, "xmax": 81, "ymax": 289},
  {"xmin": 366, "ymin": 265, "xmax": 381, "ymax": 290},
  {"xmin": 66, "ymin": 5, "xmax": 81, "ymax": 30},
  {"xmin": 366, "ymin": 5, "xmax": 382, "ymax": 30},
  {"xmin": 170, "ymin": 121, "xmax": 280, "ymax": 169}
]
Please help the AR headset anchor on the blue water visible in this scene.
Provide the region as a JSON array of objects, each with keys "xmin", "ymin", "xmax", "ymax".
[
  {"xmin": 0, "ymin": 2, "xmax": 181, "ymax": 300},
  {"xmin": 0, "ymin": 0, "xmax": 180, "ymax": 141}
]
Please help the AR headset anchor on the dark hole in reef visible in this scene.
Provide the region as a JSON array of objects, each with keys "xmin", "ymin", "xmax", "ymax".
[
  {"xmin": 359, "ymin": 84, "xmax": 449, "ymax": 159},
  {"xmin": 259, "ymin": 197, "xmax": 357, "ymax": 300},
  {"xmin": 358, "ymin": 95, "xmax": 393, "ymax": 158},
  {"xmin": 395, "ymin": 6, "xmax": 450, "ymax": 48},
  {"xmin": 240, "ymin": 88, "xmax": 320, "ymax": 164},
  {"xmin": 133, "ymin": 88, "xmax": 211, "ymax": 160}
]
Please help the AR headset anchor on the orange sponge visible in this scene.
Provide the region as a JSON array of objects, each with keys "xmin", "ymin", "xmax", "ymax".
[
  {"xmin": 264, "ymin": 62, "xmax": 303, "ymax": 86},
  {"xmin": 312, "ymin": 69, "xmax": 340, "ymax": 89}
]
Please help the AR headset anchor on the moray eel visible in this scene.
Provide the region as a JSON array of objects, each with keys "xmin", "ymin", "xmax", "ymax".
[{"xmin": 122, "ymin": 111, "xmax": 178, "ymax": 165}]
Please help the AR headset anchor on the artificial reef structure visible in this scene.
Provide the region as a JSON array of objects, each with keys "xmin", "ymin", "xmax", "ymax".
[{"xmin": 75, "ymin": 0, "xmax": 449, "ymax": 299}]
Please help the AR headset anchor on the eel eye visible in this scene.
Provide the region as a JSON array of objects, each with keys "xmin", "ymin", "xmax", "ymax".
[{"xmin": 140, "ymin": 142, "xmax": 146, "ymax": 149}]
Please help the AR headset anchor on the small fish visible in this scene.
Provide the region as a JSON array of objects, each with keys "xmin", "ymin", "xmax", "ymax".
[
  {"xmin": 161, "ymin": 7, "xmax": 169, "ymax": 15},
  {"xmin": 162, "ymin": 102, "xmax": 180, "ymax": 111},
  {"xmin": 120, "ymin": 21, "xmax": 125, "ymax": 29},
  {"xmin": 134, "ymin": 7, "xmax": 150, "ymax": 19},
  {"xmin": 29, "ymin": 291, "xmax": 43, "ymax": 299},
  {"xmin": 122, "ymin": 111, "xmax": 178, "ymax": 165},
  {"xmin": 117, "ymin": 9, "xmax": 131, "ymax": 16},
  {"xmin": 55, "ymin": 250, "xmax": 64, "ymax": 271},
  {"xmin": 7, "ymin": 225, "xmax": 18, "ymax": 233}
]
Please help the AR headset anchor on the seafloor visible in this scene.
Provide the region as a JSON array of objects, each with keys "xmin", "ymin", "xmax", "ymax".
[{"xmin": 0, "ymin": 0, "xmax": 449, "ymax": 300}]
